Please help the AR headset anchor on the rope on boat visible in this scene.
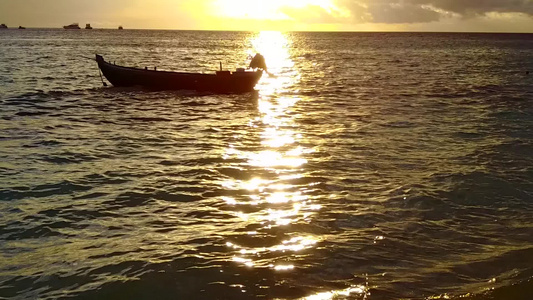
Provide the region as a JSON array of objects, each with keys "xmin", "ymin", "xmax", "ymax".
[
  {"xmin": 79, "ymin": 56, "xmax": 107, "ymax": 86},
  {"xmin": 79, "ymin": 56, "xmax": 96, "ymax": 61},
  {"xmin": 98, "ymin": 69, "xmax": 108, "ymax": 87}
]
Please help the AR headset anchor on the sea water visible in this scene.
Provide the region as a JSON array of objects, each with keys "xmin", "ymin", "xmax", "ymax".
[{"xmin": 1, "ymin": 29, "xmax": 532, "ymax": 299}]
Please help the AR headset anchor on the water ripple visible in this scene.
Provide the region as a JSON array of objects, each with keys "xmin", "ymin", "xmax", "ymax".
[{"xmin": 0, "ymin": 30, "xmax": 532, "ymax": 300}]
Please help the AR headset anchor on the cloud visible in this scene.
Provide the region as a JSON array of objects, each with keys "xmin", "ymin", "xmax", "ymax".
[
  {"xmin": 280, "ymin": 4, "xmax": 349, "ymax": 24},
  {"xmin": 335, "ymin": 0, "xmax": 533, "ymax": 24},
  {"xmin": 414, "ymin": 0, "xmax": 533, "ymax": 16},
  {"xmin": 367, "ymin": 3, "xmax": 441, "ymax": 23}
]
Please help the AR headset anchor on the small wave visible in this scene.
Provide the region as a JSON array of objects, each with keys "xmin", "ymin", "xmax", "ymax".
[
  {"xmin": 2, "ymin": 224, "xmax": 68, "ymax": 240},
  {"xmin": 453, "ymin": 131, "xmax": 484, "ymax": 139},
  {"xmin": 447, "ymin": 250, "xmax": 533, "ymax": 300},
  {"xmin": 15, "ymin": 111, "xmax": 49, "ymax": 117},
  {"xmin": 125, "ymin": 117, "xmax": 173, "ymax": 122},
  {"xmin": 1, "ymin": 180, "xmax": 92, "ymax": 201},
  {"xmin": 73, "ymin": 192, "xmax": 110, "ymax": 200},
  {"xmin": 458, "ymin": 278, "xmax": 533, "ymax": 300},
  {"xmin": 379, "ymin": 120, "xmax": 417, "ymax": 128},
  {"xmin": 103, "ymin": 191, "xmax": 153, "ymax": 208},
  {"xmin": 154, "ymin": 191, "xmax": 203, "ymax": 203},
  {"xmin": 34, "ymin": 140, "xmax": 64, "ymax": 146},
  {"xmin": 39, "ymin": 152, "xmax": 99, "ymax": 164},
  {"xmin": 3, "ymin": 89, "xmax": 92, "ymax": 103}
]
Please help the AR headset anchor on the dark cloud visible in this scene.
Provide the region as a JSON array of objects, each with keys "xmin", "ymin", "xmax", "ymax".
[
  {"xmin": 337, "ymin": 0, "xmax": 533, "ymax": 24},
  {"xmin": 367, "ymin": 3, "xmax": 441, "ymax": 23},
  {"xmin": 413, "ymin": 0, "xmax": 533, "ymax": 16}
]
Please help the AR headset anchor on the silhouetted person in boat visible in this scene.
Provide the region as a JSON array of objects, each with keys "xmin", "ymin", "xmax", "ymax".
[
  {"xmin": 249, "ymin": 53, "xmax": 267, "ymax": 72},
  {"xmin": 249, "ymin": 53, "xmax": 276, "ymax": 77}
]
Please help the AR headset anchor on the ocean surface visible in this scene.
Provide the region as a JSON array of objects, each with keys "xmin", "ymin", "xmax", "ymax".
[{"xmin": 0, "ymin": 29, "xmax": 532, "ymax": 300}]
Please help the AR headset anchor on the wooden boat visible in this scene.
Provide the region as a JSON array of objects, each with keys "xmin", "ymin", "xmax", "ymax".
[
  {"xmin": 95, "ymin": 54, "xmax": 264, "ymax": 93},
  {"xmin": 0, "ymin": 24, "xmax": 7, "ymax": 29},
  {"xmin": 85, "ymin": 23, "xmax": 92, "ymax": 29},
  {"xmin": 18, "ymin": 26, "xmax": 26, "ymax": 29},
  {"xmin": 63, "ymin": 23, "xmax": 81, "ymax": 29}
]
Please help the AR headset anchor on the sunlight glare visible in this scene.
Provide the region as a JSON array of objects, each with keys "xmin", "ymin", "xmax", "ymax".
[
  {"xmin": 273, "ymin": 265, "xmax": 294, "ymax": 271},
  {"xmin": 248, "ymin": 150, "xmax": 307, "ymax": 168},
  {"xmin": 220, "ymin": 30, "xmax": 323, "ymax": 274},
  {"xmin": 213, "ymin": 0, "xmax": 337, "ymax": 20},
  {"xmin": 304, "ymin": 286, "xmax": 368, "ymax": 300}
]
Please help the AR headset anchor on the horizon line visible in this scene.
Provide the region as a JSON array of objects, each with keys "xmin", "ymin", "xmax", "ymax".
[{"xmin": 2, "ymin": 27, "xmax": 533, "ymax": 34}]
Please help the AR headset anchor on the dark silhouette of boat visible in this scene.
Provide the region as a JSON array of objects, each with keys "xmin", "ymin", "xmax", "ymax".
[
  {"xmin": 95, "ymin": 54, "xmax": 264, "ymax": 93},
  {"xmin": 63, "ymin": 23, "xmax": 81, "ymax": 29},
  {"xmin": 118, "ymin": 26, "xmax": 123, "ymax": 30},
  {"xmin": 85, "ymin": 23, "xmax": 92, "ymax": 29},
  {"xmin": 18, "ymin": 26, "xmax": 26, "ymax": 29},
  {"xmin": 0, "ymin": 24, "xmax": 7, "ymax": 29}
]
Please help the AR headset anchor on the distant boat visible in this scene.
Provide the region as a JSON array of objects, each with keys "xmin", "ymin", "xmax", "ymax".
[
  {"xmin": 63, "ymin": 23, "xmax": 81, "ymax": 29},
  {"xmin": 95, "ymin": 54, "xmax": 264, "ymax": 93},
  {"xmin": 18, "ymin": 26, "xmax": 26, "ymax": 29},
  {"xmin": 118, "ymin": 26, "xmax": 123, "ymax": 30},
  {"xmin": 0, "ymin": 24, "xmax": 7, "ymax": 29},
  {"xmin": 85, "ymin": 23, "xmax": 92, "ymax": 29}
]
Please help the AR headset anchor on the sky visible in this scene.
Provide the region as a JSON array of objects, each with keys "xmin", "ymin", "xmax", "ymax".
[{"xmin": 0, "ymin": 0, "xmax": 532, "ymax": 32}]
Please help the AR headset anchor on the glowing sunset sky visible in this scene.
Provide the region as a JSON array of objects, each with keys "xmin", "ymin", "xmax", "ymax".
[{"xmin": 0, "ymin": 0, "xmax": 532, "ymax": 32}]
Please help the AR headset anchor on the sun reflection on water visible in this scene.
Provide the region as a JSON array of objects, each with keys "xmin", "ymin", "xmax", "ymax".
[
  {"xmin": 303, "ymin": 286, "xmax": 369, "ymax": 300},
  {"xmin": 250, "ymin": 31, "xmax": 299, "ymax": 94},
  {"xmin": 214, "ymin": 30, "xmax": 360, "ymax": 299},
  {"xmin": 219, "ymin": 31, "xmax": 325, "ymax": 278}
]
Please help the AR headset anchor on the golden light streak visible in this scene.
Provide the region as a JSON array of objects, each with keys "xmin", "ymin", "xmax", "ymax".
[
  {"xmin": 304, "ymin": 286, "xmax": 369, "ymax": 300},
  {"xmin": 222, "ymin": 31, "xmax": 324, "ymax": 273},
  {"xmin": 248, "ymin": 150, "xmax": 307, "ymax": 168},
  {"xmin": 273, "ymin": 265, "xmax": 294, "ymax": 271},
  {"xmin": 227, "ymin": 235, "xmax": 319, "ymax": 255}
]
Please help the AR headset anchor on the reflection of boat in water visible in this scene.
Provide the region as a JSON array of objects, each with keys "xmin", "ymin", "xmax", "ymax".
[
  {"xmin": 63, "ymin": 23, "xmax": 81, "ymax": 29},
  {"xmin": 85, "ymin": 23, "xmax": 92, "ymax": 29},
  {"xmin": 95, "ymin": 54, "xmax": 264, "ymax": 93},
  {"xmin": 18, "ymin": 26, "xmax": 26, "ymax": 29},
  {"xmin": 118, "ymin": 26, "xmax": 123, "ymax": 30},
  {"xmin": 0, "ymin": 24, "xmax": 7, "ymax": 29}
]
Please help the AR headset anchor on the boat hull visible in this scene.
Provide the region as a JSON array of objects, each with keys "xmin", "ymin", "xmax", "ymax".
[
  {"xmin": 63, "ymin": 23, "xmax": 81, "ymax": 29},
  {"xmin": 96, "ymin": 55, "xmax": 262, "ymax": 93}
]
